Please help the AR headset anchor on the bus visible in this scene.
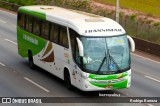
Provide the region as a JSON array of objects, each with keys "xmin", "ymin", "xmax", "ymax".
[{"xmin": 17, "ymin": 6, "xmax": 135, "ymax": 91}]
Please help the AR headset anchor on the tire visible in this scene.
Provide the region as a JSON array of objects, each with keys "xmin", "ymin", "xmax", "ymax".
[
  {"xmin": 28, "ymin": 51, "xmax": 35, "ymax": 69},
  {"xmin": 64, "ymin": 71, "xmax": 72, "ymax": 90}
]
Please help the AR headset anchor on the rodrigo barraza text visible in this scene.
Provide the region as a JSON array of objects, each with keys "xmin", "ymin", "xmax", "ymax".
[{"xmin": 130, "ymin": 98, "xmax": 157, "ymax": 103}]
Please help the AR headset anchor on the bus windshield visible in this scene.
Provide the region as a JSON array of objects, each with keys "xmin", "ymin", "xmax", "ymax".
[{"xmin": 79, "ymin": 35, "xmax": 130, "ymax": 74}]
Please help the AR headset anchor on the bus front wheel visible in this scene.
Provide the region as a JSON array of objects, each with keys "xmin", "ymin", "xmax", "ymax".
[
  {"xmin": 64, "ymin": 70, "xmax": 72, "ymax": 90},
  {"xmin": 28, "ymin": 51, "xmax": 35, "ymax": 69}
]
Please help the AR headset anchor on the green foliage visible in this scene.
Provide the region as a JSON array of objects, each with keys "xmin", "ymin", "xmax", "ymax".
[
  {"xmin": 145, "ymin": 20, "xmax": 153, "ymax": 25},
  {"xmin": 1, "ymin": 5, "xmax": 12, "ymax": 10},
  {"xmin": 55, "ymin": 0, "xmax": 62, "ymax": 6},
  {"xmin": 5, "ymin": 0, "xmax": 35, "ymax": 5},
  {"xmin": 146, "ymin": 13, "xmax": 153, "ymax": 17},
  {"xmin": 63, "ymin": 0, "xmax": 89, "ymax": 10},
  {"xmin": 129, "ymin": 14, "xmax": 137, "ymax": 21},
  {"xmin": 93, "ymin": 0, "xmax": 160, "ymax": 18},
  {"xmin": 153, "ymin": 22, "xmax": 160, "ymax": 27},
  {"xmin": 119, "ymin": 12, "xmax": 124, "ymax": 17}
]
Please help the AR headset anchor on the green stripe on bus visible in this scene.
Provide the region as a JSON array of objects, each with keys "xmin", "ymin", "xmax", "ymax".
[
  {"xmin": 17, "ymin": 26, "xmax": 47, "ymax": 58},
  {"xmin": 88, "ymin": 72, "xmax": 128, "ymax": 80},
  {"xmin": 18, "ymin": 7, "xmax": 46, "ymax": 20},
  {"xmin": 90, "ymin": 80, "xmax": 128, "ymax": 88}
]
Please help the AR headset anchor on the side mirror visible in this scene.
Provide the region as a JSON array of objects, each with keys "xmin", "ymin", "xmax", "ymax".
[
  {"xmin": 76, "ymin": 37, "xmax": 84, "ymax": 57},
  {"xmin": 127, "ymin": 35, "xmax": 135, "ymax": 52}
]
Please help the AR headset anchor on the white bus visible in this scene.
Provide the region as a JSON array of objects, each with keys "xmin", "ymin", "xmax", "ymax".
[{"xmin": 17, "ymin": 6, "xmax": 135, "ymax": 91}]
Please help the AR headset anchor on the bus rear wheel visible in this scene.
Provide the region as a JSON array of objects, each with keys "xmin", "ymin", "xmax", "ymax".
[
  {"xmin": 28, "ymin": 51, "xmax": 35, "ymax": 69},
  {"xmin": 64, "ymin": 71, "xmax": 72, "ymax": 90}
]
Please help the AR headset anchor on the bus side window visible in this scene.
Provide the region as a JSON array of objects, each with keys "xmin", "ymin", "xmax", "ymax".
[
  {"xmin": 25, "ymin": 15, "xmax": 33, "ymax": 33},
  {"xmin": 50, "ymin": 23, "xmax": 59, "ymax": 43},
  {"xmin": 59, "ymin": 26, "xmax": 68, "ymax": 48},
  {"xmin": 33, "ymin": 18, "xmax": 41, "ymax": 36},
  {"xmin": 75, "ymin": 42, "xmax": 81, "ymax": 65},
  {"xmin": 41, "ymin": 21, "xmax": 49, "ymax": 40},
  {"xmin": 69, "ymin": 28, "xmax": 76, "ymax": 56},
  {"xmin": 69, "ymin": 28, "xmax": 80, "ymax": 64},
  {"xmin": 18, "ymin": 13, "xmax": 25, "ymax": 29}
]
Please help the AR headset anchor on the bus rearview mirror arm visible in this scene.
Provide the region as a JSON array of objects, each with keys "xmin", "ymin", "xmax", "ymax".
[
  {"xmin": 127, "ymin": 35, "xmax": 135, "ymax": 52},
  {"xmin": 76, "ymin": 37, "xmax": 84, "ymax": 57}
]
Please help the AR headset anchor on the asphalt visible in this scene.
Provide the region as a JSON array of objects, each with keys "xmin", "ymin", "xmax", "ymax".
[{"xmin": 0, "ymin": 9, "xmax": 160, "ymax": 106}]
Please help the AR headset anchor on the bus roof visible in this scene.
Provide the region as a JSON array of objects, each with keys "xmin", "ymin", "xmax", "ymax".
[{"xmin": 18, "ymin": 6, "xmax": 126, "ymax": 37}]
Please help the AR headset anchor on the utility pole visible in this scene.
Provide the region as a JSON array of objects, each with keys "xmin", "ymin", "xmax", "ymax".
[{"xmin": 116, "ymin": 0, "xmax": 119, "ymax": 23}]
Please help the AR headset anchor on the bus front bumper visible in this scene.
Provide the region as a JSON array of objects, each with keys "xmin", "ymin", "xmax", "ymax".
[{"xmin": 79, "ymin": 70, "xmax": 131, "ymax": 91}]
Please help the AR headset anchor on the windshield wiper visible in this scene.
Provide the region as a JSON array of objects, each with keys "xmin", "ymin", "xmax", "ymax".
[
  {"xmin": 97, "ymin": 49, "xmax": 108, "ymax": 73},
  {"xmin": 108, "ymin": 53, "xmax": 121, "ymax": 71},
  {"xmin": 97, "ymin": 49, "xmax": 121, "ymax": 73},
  {"xmin": 97, "ymin": 56, "xmax": 106, "ymax": 72}
]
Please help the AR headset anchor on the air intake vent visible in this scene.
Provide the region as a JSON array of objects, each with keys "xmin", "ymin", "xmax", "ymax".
[
  {"xmin": 40, "ymin": 7, "xmax": 54, "ymax": 10},
  {"xmin": 85, "ymin": 19, "xmax": 104, "ymax": 22}
]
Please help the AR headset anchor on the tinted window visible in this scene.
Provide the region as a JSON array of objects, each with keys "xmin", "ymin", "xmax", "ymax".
[
  {"xmin": 59, "ymin": 26, "xmax": 68, "ymax": 48},
  {"xmin": 50, "ymin": 23, "xmax": 59, "ymax": 43},
  {"xmin": 41, "ymin": 21, "xmax": 49, "ymax": 39},
  {"xmin": 25, "ymin": 15, "xmax": 33, "ymax": 32},
  {"xmin": 69, "ymin": 28, "xmax": 76, "ymax": 55},
  {"xmin": 54, "ymin": 24, "xmax": 59, "ymax": 43},
  {"xmin": 69, "ymin": 28, "xmax": 80, "ymax": 64},
  {"xmin": 33, "ymin": 18, "xmax": 41, "ymax": 36},
  {"xmin": 18, "ymin": 13, "xmax": 25, "ymax": 28}
]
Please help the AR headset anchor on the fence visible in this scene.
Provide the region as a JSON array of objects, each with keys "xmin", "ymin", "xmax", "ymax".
[
  {"xmin": 0, "ymin": 0, "xmax": 160, "ymax": 56},
  {"xmin": 106, "ymin": 12, "xmax": 160, "ymax": 56},
  {"xmin": 120, "ymin": 17, "xmax": 160, "ymax": 44},
  {"xmin": 104, "ymin": 14, "xmax": 160, "ymax": 45}
]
